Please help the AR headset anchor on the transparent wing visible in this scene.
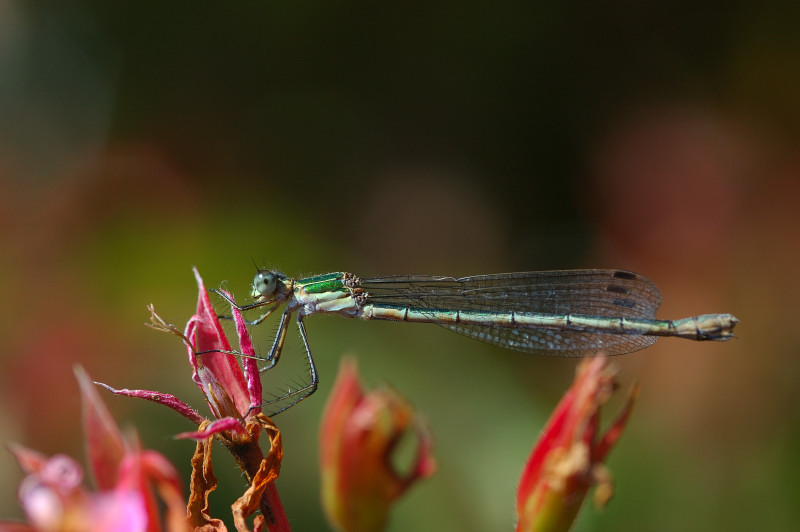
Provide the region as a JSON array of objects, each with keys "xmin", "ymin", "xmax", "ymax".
[{"xmin": 361, "ymin": 269, "xmax": 662, "ymax": 356}]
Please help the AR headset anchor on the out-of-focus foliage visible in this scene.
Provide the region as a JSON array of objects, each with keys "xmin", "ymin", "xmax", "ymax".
[{"xmin": 1, "ymin": 2, "xmax": 798, "ymax": 530}]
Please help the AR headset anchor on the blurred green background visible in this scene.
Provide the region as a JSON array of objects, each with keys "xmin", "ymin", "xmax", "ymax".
[{"xmin": 1, "ymin": 2, "xmax": 798, "ymax": 530}]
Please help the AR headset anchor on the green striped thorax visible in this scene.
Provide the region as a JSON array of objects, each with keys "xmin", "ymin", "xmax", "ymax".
[
  {"xmin": 249, "ymin": 270, "xmax": 363, "ymax": 317},
  {"xmin": 296, "ymin": 272, "xmax": 348, "ymax": 295}
]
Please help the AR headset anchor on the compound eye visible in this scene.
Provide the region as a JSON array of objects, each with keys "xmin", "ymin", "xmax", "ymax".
[{"xmin": 253, "ymin": 271, "xmax": 278, "ymax": 298}]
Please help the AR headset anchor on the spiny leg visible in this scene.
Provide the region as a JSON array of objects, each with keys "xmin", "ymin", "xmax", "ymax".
[
  {"xmin": 259, "ymin": 314, "xmax": 319, "ymax": 417},
  {"xmin": 296, "ymin": 314, "xmax": 320, "ymax": 398},
  {"xmin": 211, "ymin": 288, "xmax": 280, "ymax": 326},
  {"xmin": 258, "ymin": 307, "xmax": 293, "ymax": 373},
  {"xmin": 201, "ymin": 288, "xmax": 281, "ymax": 363},
  {"xmin": 197, "ymin": 304, "xmax": 293, "ymax": 368},
  {"xmin": 242, "ymin": 302, "xmax": 280, "ymax": 326}
]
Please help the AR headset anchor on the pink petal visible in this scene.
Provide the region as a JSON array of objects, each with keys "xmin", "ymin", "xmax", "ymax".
[
  {"xmin": 85, "ymin": 490, "xmax": 147, "ymax": 532},
  {"xmin": 18, "ymin": 477, "xmax": 67, "ymax": 530},
  {"xmin": 137, "ymin": 450, "xmax": 184, "ymax": 492},
  {"xmin": 76, "ymin": 366, "xmax": 125, "ymax": 491},
  {"xmin": 187, "ymin": 268, "xmax": 250, "ymax": 415},
  {"xmin": 137, "ymin": 451, "xmax": 188, "ymax": 532},
  {"xmin": 7, "ymin": 444, "xmax": 48, "ymax": 475},
  {"xmin": 115, "ymin": 450, "xmax": 187, "ymax": 532},
  {"xmin": 94, "ymin": 382, "xmax": 205, "ymax": 425},
  {"xmin": 408, "ymin": 423, "xmax": 437, "ymax": 482},
  {"xmin": 594, "ymin": 383, "xmax": 639, "ymax": 462},
  {"xmin": 175, "ymin": 416, "xmax": 246, "ymax": 441},
  {"xmin": 516, "ymin": 385, "xmax": 575, "ymax": 504},
  {"xmin": 516, "ymin": 357, "xmax": 608, "ymax": 509},
  {"xmin": 231, "ymin": 300, "xmax": 262, "ymax": 414},
  {"xmin": 39, "ymin": 455, "xmax": 84, "ymax": 490},
  {"xmin": 320, "ymin": 357, "xmax": 434, "ymax": 531}
]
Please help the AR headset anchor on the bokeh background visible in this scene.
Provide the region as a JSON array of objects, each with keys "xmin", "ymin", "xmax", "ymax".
[{"xmin": 1, "ymin": 2, "xmax": 799, "ymax": 530}]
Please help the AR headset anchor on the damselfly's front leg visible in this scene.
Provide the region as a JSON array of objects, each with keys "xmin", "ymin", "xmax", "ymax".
[
  {"xmin": 199, "ymin": 302, "xmax": 292, "ymax": 371},
  {"xmin": 258, "ymin": 306, "xmax": 293, "ymax": 373},
  {"xmin": 202, "ymin": 288, "xmax": 282, "ymax": 363},
  {"xmin": 211, "ymin": 288, "xmax": 279, "ymax": 326},
  {"xmin": 244, "ymin": 302, "xmax": 281, "ymax": 326}
]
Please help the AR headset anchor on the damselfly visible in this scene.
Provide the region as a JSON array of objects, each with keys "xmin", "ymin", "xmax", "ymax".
[{"xmin": 213, "ymin": 269, "xmax": 738, "ymax": 415}]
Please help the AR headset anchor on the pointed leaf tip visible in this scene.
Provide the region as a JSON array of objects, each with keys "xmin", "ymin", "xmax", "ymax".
[{"xmin": 75, "ymin": 366, "xmax": 125, "ymax": 491}]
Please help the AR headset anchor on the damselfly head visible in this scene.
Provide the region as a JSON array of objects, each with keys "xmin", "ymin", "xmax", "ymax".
[{"xmin": 251, "ymin": 270, "xmax": 286, "ymax": 301}]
